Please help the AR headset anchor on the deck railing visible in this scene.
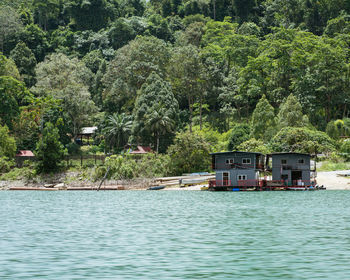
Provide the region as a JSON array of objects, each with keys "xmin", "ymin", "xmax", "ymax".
[
  {"xmin": 209, "ymin": 179, "xmax": 317, "ymax": 189},
  {"xmin": 213, "ymin": 163, "xmax": 265, "ymax": 170},
  {"xmin": 266, "ymin": 164, "xmax": 316, "ymax": 171},
  {"xmin": 209, "ymin": 179, "xmax": 231, "ymax": 187},
  {"xmin": 237, "ymin": 179, "xmax": 260, "ymax": 187}
]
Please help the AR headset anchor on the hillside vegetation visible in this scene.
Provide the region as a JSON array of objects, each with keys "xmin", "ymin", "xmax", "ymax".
[{"xmin": 1, "ymin": 0, "xmax": 350, "ymax": 177}]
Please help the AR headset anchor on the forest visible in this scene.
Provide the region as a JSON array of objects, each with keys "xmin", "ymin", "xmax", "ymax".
[{"xmin": 1, "ymin": 0, "xmax": 350, "ymax": 178}]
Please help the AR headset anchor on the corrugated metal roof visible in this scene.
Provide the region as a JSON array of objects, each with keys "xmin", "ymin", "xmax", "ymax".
[
  {"xmin": 16, "ymin": 150, "xmax": 35, "ymax": 157},
  {"xmin": 269, "ymin": 152, "xmax": 311, "ymax": 156},
  {"xmin": 210, "ymin": 151, "xmax": 263, "ymax": 156},
  {"xmin": 130, "ymin": 146, "xmax": 153, "ymax": 154},
  {"xmin": 80, "ymin": 127, "xmax": 97, "ymax": 135}
]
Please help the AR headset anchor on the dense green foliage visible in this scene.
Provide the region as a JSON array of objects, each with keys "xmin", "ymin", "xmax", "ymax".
[
  {"xmin": 271, "ymin": 127, "xmax": 335, "ymax": 154},
  {"xmin": 0, "ymin": 124, "xmax": 17, "ymax": 159},
  {"xmin": 99, "ymin": 153, "xmax": 172, "ymax": 180},
  {"xmin": 227, "ymin": 123, "xmax": 250, "ymax": 150},
  {"xmin": 35, "ymin": 122, "xmax": 65, "ymax": 173},
  {"xmin": 167, "ymin": 131, "xmax": 211, "ymax": 174},
  {"xmin": 1, "ymin": 0, "xmax": 350, "ymax": 176}
]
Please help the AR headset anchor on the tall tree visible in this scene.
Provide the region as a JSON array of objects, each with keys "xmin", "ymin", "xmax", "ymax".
[
  {"xmin": 33, "ymin": 53, "xmax": 97, "ymax": 139},
  {"xmin": 0, "ymin": 76, "xmax": 33, "ymax": 130},
  {"xmin": 250, "ymin": 94, "xmax": 276, "ymax": 141},
  {"xmin": 18, "ymin": 23, "xmax": 49, "ymax": 61},
  {"xmin": 132, "ymin": 72, "xmax": 179, "ymax": 152},
  {"xmin": 276, "ymin": 94, "xmax": 305, "ymax": 129},
  {"xmin": 168, "ymin": 45, "xmax": 204, "ymax": 132},
  {"xmin": 102, "ymin": 113, "xmax": 132, "ymax": 152},
  {"xmin": 0, "ymin": 6, "xmax": 23, "ymax": 53},
  {"xmin": 0, "ymin": 54, "xmax": 21, "ymax": 80},
  {"xmin": 10, "ymin": 41, "xmax": 37, "ymax": 87},
  {"xmin": 102, "ymin": 36, "xmax": 170, "ymax": 113},
  {"xmin": 35, "ymin": 122, "xmax": 65, "ymax": 173},
  {"xmin": 234, "ymin": 0, "xmax": 256, "ymax": 23},
  {"xmin": 65, "ymin": 0, "xmax": 112, "ymax": 31},
  {"xmin": 33, "ymin": 0, "xmax": 60, "ymax": 31}
]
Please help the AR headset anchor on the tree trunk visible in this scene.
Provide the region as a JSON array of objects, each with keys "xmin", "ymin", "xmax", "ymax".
[
  {"xmin": 199, "ymin": 94, "xmax": 203, "ymax": 130},
  {"xmin": 213, "ymin": 0, "xmax": 216, "ymax": 20},
  {"xmin": 343, "ymin": 103, "xmax": 347, "ymax": 119},
  {"xmin": 156, "ymin": 132, "xmax": 159, "ymax": 154},
  {"xmin": 188, "ymin": 94, "xmax": 193, "ymax": 133}
]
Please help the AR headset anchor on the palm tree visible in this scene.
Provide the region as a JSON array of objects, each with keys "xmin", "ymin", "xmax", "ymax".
[
  {"xmin": 145, "ymin": 104, "xmax": 175, "ymax": 153},
  {"xmin": 103, "ymin": 113, "xmax": 132, "ymax": 152}
]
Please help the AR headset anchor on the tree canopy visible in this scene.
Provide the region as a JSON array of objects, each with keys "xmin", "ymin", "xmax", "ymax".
[{"xmin": 1, "ymin": 0, "xmax": 350, "ymax": 175}]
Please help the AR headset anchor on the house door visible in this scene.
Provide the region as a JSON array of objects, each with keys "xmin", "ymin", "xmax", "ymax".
[
  {"xmin": 291, "ymin": 171, "xmax": 302, "ymax": 184},
  {"xmin": 223, "ymin": 172, "xmax": 230, "ymax": 186}
]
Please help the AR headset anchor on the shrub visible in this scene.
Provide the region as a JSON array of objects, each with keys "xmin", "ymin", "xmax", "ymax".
[
  {"xmin": 0, "ymin": 157, "xmax": 14, "ymax": 173},
  {"xmin": 167, "ymin": 131, "xmax": 211, "ymax": 175},
  {"xmin": 340, "ymin": 140, "xmax": 350, "ymax": 161}
]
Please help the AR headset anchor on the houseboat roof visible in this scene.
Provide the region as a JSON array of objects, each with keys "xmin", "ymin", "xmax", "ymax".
[
  {"xmin": 210, "ymin": 151, "xmax": 263, "ymax": 156},
  {"xmin": 269, "ymin": 152, "xmax": 311, "ymax": 157}
]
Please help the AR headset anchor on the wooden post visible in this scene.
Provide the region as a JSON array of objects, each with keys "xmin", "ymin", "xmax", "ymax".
[{"xmin": 97, "ymin": 167, "xmax": 110, "ymax": 191}]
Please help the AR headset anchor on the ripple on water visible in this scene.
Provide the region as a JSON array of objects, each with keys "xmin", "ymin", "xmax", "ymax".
[{"xmin": 1, "ymin": 191, "xmax": 350, "ymax": 279}]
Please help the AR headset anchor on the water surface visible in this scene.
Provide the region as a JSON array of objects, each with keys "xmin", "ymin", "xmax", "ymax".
[{"xmin": 1, "ymin": 191, "xmax": 350, "ymax": 279}]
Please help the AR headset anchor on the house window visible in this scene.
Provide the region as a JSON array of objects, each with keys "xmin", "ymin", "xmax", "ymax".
[
  {"xmin": 237, "ymin": 174, "xmax": 247, "ymax": 181},
  {"xmin": 281, "ymin": 159, "xmax": 287, "ymax": 164},
  {"xmin": 242, "ymin": 158, "xmax": 251, "ymax": 164},
  {"xmin": 298, "ymin": 159, "xmax": 304, "ymax": 164},
  {"xmin": 226, "ymin": 158, "xmax": 234, "ymax": 164}
]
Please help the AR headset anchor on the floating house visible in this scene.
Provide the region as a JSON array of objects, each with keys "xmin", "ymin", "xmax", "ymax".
[
  {"xmin": 209, "ymin": 151, "xmax": 319, "ymax": 191},
  {"xmin": 210, "ymin": 151, "xmax": 265, "ymax": 191},
  {"xmin": 266, "ymin": 152, "xmax": 315, "ymax": 187}
]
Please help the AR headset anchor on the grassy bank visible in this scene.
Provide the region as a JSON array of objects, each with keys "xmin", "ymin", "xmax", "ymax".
[{"xmin": 317, "ymin": 161, "xmax": 350, "ymax": 172}]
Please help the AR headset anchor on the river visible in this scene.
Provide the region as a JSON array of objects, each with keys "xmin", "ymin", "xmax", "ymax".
[{"xmin": 1, "ymin": 191, "xmax": 350, "ymax": 279}]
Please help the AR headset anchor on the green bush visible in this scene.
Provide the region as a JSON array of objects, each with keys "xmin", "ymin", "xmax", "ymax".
[
  {"xmin": 94, "ymin": 153, "xmax": 173, "ymax": 180},
  {"xmin": 340, "ymin": 140, "xmax": 350, "ymax": 161},
  {"xmin": 66, "ymin": 142, "xmax": 81, "ymax": 155},
  {"xmin": 0, "ymin": 167, "xmax": 35, "ymax": 181},
  {"xmin": 0, "ymin": 157, "xmax": 14, "ymax": 173},
  {"xmin": 167, "ymin": 131, "xmax": 211, "ymax": 175}
]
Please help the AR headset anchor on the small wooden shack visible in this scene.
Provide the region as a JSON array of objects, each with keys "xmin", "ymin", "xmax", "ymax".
[
  {"xmin": 76, "ymin": 127, "xmax": 97, "ymax": 145},
  {"xmin": 15, "ymin": 150, "xmax": 35, "ymax": 167}
]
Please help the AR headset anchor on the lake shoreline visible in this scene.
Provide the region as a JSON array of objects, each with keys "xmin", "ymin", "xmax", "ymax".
[{"xmin": 1, "ymin": 170, "xmax": 350, "ymax": 191}]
